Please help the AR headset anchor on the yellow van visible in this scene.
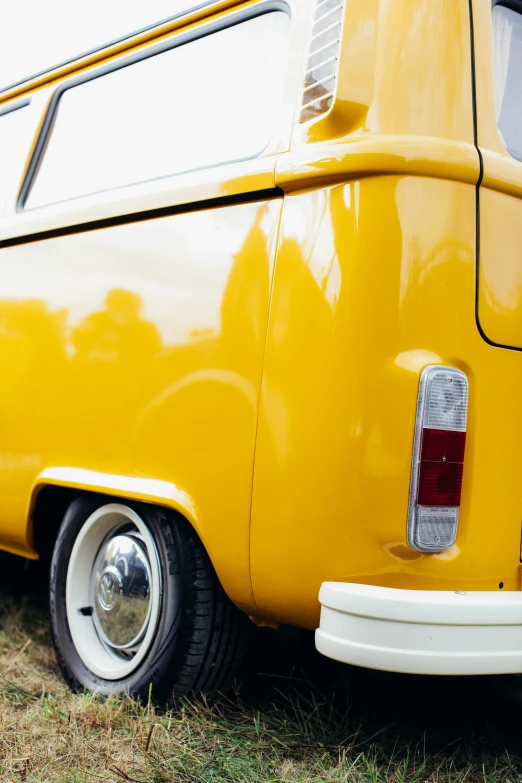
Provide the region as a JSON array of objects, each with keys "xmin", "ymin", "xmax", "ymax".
[{"xmin": 0, "ymin": 0, "xmax": 520, "ymax": 700}]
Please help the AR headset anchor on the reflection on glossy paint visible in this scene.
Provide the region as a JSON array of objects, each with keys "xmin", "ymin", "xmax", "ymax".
[
  {"xmin": 73, "ymin": 288, "xmax": 161, "ymax": 363},
  {"xmin": 307, "ymin": 191, "xmax": 343, "ymax": 312},
  {"xmin": 394, "ymin": 350, "xmax": 443, "ymax": 373},
  {"xmin": 36, "ymin": 467, "xmax": 196, "ymax": 521},
  {"xmin": 366, "ymin": 0, "xmax": 472, "ymax": 140},
  {"xmin": 395, "ymin": 179, "xmax": 474, "ymax": 309},
  {"xmin": 257, "ymin": 382, "xmax": 289, "ymax": 467},
  {"xmin": 384, "ymin": 542, "xmax": 422, "ymax": 562},
  {"xmin": 132, "ymin": 368, "xmax": 256, "ymax": 445},
  {"xmin": 0, "ymin": 199, "xmax": 282, "ymax": 612},
  {"xmin": 432, "ymin": 545, "xmax": 461, "ymax": 561},
  {"xmin": 0, "ymin": 210, "xmax": 266, "ymax": 348}
]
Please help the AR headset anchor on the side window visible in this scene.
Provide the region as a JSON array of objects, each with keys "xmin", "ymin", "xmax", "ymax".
[
  {"xmin": 0, "ymin": 102, "xmax": 30, "ymax": 214},
  {"xmin": 492, "ymin": 3, "xmax": 522, "ymax": 161},
  {"xmin": 23, "ymin": 11, "xmax": 290, "ymax": 210}
]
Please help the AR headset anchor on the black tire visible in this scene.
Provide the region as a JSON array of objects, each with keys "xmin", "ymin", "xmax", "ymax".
[{"xmin": 49, "ymin": 493, "xmax": 249, "ymax": 703}]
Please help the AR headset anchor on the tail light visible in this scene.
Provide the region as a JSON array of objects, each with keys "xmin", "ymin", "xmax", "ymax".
[{"xmin": 407, "ymin": 366, "xmax": 469, "ymax": 553}]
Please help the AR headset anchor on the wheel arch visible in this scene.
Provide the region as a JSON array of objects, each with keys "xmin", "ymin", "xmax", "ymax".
[
  {"xmin": 30, "ymin": 467, "xmax": 198, "ymax": 563},
  {"xmin": 28, "ymin": 466, "xmax": 255, "ymax": 612}
]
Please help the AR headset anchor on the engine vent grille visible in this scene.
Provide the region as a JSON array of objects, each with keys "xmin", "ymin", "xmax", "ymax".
[{"xmin": 299, "ymin": 0, "xmax": 344, "ymax": 123}]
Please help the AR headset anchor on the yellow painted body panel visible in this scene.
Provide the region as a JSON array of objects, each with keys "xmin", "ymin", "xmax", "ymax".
[
  {"xmin": 0, "ymin": 0, "xmax": 520, "ymax": 631},
  {"xmin": 250, "ymin": 177, "xmax": 522, "ymax": 628},
  {"xmin": 478, "ymin": 186, "xmax": 522, "ymax": 349},
  {"xmin": 0, "ymin": 200, "xmax": 282, "ymax": 611},
  {"xmin": 472, "ymin": 0, "xmax": 522, "ymax": 351}
]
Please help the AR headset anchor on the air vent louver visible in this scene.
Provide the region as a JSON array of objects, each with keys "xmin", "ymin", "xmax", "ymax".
[{"xmin": 299, "ymin": 0, "xmax": 343, "ymax": 123}]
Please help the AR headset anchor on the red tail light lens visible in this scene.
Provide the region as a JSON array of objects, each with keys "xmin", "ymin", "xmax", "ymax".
[
  {"xmin": 417, "ymin": 461, "xmax": 465, "ymax": 506},
  {"xmin": 420, "ymin": 429, "xmax": 466, "ymax": 464},
  {"xmin": 417, "ymin": 428, "xmax": 466, "ymax": 507}
]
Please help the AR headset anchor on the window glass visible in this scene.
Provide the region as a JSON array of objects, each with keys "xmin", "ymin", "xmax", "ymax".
[
  {"xmin": 493, "ymin": 4, "xmax": 522, "ymax": 161},
  {"xmin": 0, "ymin": 1, "xmax": 215, "ymax": 92},
  {"xmin": 25, "ymin": 12, "xmax": 290, "ymax": 209},
  {"xmin": 0, "ymin": 105, "xmax": 30, "ymax": 214}
]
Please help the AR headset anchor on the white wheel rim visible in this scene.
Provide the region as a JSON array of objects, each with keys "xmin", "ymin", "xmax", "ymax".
[{"xmin": 66, "ymin": 503, "xmax": 162, "ymax": 680}]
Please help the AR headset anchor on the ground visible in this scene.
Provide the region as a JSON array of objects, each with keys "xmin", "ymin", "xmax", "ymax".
[{"xmin": 0, "ymin": 553, "xmax": 520, "ymax": 783}]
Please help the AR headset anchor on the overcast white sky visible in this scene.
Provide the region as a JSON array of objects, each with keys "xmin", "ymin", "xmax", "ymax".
[{"xmin": 0, "ymin": 0, "xmax": 204, "ymax": 89}]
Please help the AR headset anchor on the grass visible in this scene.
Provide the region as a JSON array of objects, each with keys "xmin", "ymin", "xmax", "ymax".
[{"xmin": 0, "ymin": 555, "xmax": 521, "ymax": 782}]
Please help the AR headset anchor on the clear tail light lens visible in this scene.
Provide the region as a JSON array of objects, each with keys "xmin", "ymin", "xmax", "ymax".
[{"xmin": 407, "ymin": 366, "xmax": 469, "ymax": 553}]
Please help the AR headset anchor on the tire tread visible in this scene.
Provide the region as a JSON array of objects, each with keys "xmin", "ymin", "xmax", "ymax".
[{"xmin": 168, "ymin": 517, "xmax": 249, "ymax": 698}]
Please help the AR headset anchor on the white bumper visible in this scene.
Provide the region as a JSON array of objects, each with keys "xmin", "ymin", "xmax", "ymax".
[{"xmin": 316, "ymin": 582, "xmax": 522, "ymax": 675}]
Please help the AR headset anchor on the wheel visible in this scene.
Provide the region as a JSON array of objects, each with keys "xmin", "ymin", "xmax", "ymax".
[{"xmin": 49, "ymin": 494, "xmax": 249, "ymax": 702}]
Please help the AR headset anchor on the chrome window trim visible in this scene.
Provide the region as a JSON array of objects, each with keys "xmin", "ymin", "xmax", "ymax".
[
  {"xmin": 0, "ymin": 2, "xmax": 224, "ymax": 94},
  {"xmin": 0, "ymin": 97, "xmax": 31, "ymax": 117},
  {"xmin": 17, "ymin": 0, "xmax": 291, "ymax": 212}
]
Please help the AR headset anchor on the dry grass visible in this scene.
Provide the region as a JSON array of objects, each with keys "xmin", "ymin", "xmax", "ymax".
[{"xmin": 0, "ymin": 554, "xmax": 521, "ymax": 782}]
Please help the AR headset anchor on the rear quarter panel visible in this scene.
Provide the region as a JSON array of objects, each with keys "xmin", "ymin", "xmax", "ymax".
[{"xmin": 251, "ymin": 176, "xmax": 522, "ymax": 629}]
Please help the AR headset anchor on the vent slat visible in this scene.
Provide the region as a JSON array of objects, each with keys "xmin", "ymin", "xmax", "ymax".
[
  {"xmin": 311, "ymin": 20, "xmax": 342, "ymax": 43},
  {"xmin": 303, "ymin": 74, "xmax": 336, "ymax": 95},
  {"xmin": 302, "ymin": 91, "xmax": 334, "ymax": 110},
  {"xmin": 314, "ymin": 0, "xmax": 341, "ymax": 17},
  {"xmin": 306, "ymin": 40, "xmax": 339, "ymax": 69},
  {"xmin": 305, "ymin": 55, "xmax": 337, "ymax": 76},
  {"xmin": 299, "ymin": 0, "xmax": 343, "ymax": 124},
  {"xmin": 313, "ymin": 4, "xmax": 343, "ymax": 31}
]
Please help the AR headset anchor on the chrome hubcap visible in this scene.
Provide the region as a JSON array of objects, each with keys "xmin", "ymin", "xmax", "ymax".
[
  {"xmin": 66, "ymin": 504, "xmax": 162, "ymax": 680},
  {"xmin": 92, "ymin": 534, "xmax": 153, "ymax": 651},
  {"xmin": 98, "ymin": 568, "xmax": 123, "ymax": 612}
]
